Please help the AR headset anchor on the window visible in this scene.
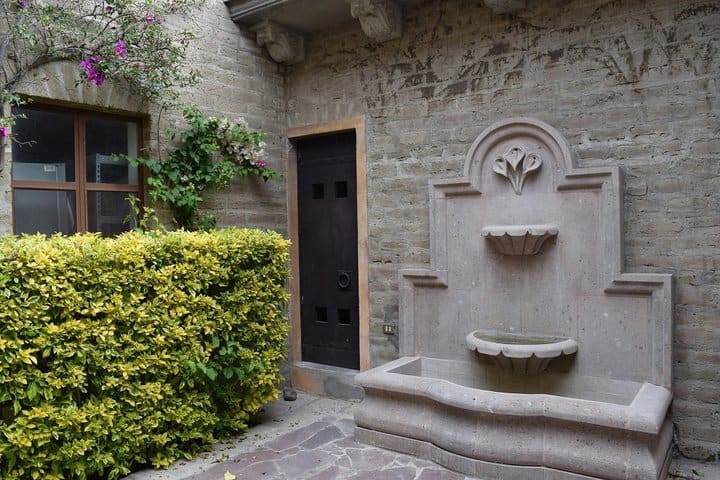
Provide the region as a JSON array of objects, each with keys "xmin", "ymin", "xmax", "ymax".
[{"xmin": 11, "ymin": 105, "xmax": 142, "ymax": 236}]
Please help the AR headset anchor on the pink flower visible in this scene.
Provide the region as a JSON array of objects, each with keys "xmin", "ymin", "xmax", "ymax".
[
  {"xmin": 80, "ymin": 56, "xmax": 105, "ymax": 86},
  {"xmin": 257, "ymin": 159, "xmax": 266, "ymax": 169},
  {"xmin": 145, "ymin": 10, "xmax": 163, "ymax": 24},
  {"xmin": 18, "ymin": 0, "xmax": 28, "ymax": 9},
  {"xmin": 0, "ymin": 127, "xmax": 8, "ymax": 137},
  {"xmin": 115, "ymin": 39, "xmax": 126, "ymax": 59}
]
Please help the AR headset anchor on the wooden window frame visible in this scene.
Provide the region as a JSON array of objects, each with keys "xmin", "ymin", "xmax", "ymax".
[{"xmin": 10, "ymin": 103, "xmax": 144, "ymax": 234}]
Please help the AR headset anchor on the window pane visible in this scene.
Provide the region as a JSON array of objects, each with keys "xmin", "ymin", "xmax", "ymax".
[
  {"xmin": 11, "ymin": 107, "xmax": 75, "ymax": 182},
  {"xmin": 87, "ymin": 192, "xmax": 137, "ymax": 236},
  {"xmin": 14, "ymin": 189, "xmax": 76, "ymax": 235},
  {"xmin": 86, "ymin": 118, "xmax": 139, "ymax": 184}
]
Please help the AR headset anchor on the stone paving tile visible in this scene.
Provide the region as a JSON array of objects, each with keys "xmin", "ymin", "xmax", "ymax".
[
  {"xmin": 312, "ymin": 465, "xmax": 343, "ymax": 480},
  {"xmin": 416, "ymin": 468, "xmax": 469, "ymax": 480},
  {"xmin": 187, "ymin": 459, "xmax": 279, "ymax": 480},
  {"xmin": 263, "ymin": 421, "xmax": 332, "ymax": 451},
  {"xmin": 229, "ymin": 448, "xmax": 282, "ymax": 466},
  {"xmin": 346, "ymin": 466, "xmax": 418, "ymax": 480},
  {"xmin": 277, "ymin": 449, "xmax": 338, "ymax": 477},
  {"xmin": 298, "ymin": 425, "xmax": 345, "ymax": 450}
]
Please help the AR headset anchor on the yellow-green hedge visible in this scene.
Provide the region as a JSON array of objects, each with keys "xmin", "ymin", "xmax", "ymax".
[{"xmin": 0, "ymin": 229, "xmax": 290, "ymax": 480}]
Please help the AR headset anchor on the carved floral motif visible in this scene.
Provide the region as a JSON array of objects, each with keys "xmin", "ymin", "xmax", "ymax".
[{"xmin": 492, "ymin": 146, "xmax": 541, "ymax": 195}]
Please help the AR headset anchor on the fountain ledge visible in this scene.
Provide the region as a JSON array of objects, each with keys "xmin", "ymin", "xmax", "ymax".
[
  {"xmin": 355, "ymin": 357, "xmax": 673, "ymax": 480},
  {"xmin": 355, "ymin": 357, "xmax": 671, "ymax": 434}
]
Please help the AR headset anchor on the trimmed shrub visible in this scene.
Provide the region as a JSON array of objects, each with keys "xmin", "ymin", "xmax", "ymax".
[{"xmin": 0, "ymin": 229, "xmax": 290, "ymax": 480}]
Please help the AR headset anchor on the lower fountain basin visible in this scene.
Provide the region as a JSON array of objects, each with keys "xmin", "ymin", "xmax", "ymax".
[
  {"xmin": 467, "ymin": 330, "xmax": 578, "ymax": 374},
  {"xmin": 355, "ymin": 356, "xmax": 672, "ymax": 480}
]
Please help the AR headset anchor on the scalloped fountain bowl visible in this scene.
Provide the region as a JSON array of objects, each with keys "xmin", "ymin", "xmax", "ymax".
[
  {"xmin": 466, "ymin": 330, "xmax": 578, "ymax": 374},
  {"xmin": 481, "ymin": 224, "xmax": 558, "ymax": 255}
]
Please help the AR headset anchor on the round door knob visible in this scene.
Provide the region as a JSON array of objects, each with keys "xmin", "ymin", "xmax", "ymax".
[{"xmin": 337, "ymin": 271, "xmax": 351, "ymax": 289}]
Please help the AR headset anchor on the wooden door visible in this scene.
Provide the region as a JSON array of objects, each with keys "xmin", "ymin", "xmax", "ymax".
[{"xmin": 297, "ymin": 132, "xmax": 359, "ymax": 369}]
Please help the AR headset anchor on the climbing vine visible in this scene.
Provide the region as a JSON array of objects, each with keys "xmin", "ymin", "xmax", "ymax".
[{"xmin": 129, "ymin": 106, "xmax": 280, "ymax": 230}]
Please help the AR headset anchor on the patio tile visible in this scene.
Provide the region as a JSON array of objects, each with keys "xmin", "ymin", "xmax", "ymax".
[
  {"xmin": 263, "ymin": 420, "xmax": 331, "ymax": 451},
  {"xmin": 185, "ymin": 459, "xmax": 278, "ymax": 480},
  {"xmin": 346, "ymin": 445, "xmax": 404, "ymax": 470},
  {"xmin": 275, "ymin": 448, "xmax": 336, "ymax": 477},
  {"xmin": 309, "ymin": 465, "xmax": 342, "ymax": 480},
  {"xmin": 229, "ymin": 448, "xmax": 282, "ymax": 465},
  {"xmin": 335, "ymin": 417, "xmax": 357, "ymax": 435},
  {"xmin": 298, "ymin": 425, "xmax": 345, "ymax": 449},
  {"xmin": 346, "ymin": 466, "xmax": 419, "ymax": 480},
  {"xmin": 416, "ymin": 468, "xmax": 468, "ymax": 480}
]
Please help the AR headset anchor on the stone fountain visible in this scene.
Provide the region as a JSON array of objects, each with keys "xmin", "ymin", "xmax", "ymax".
[{"xmin": 354, "ymin": 118, "xmax": 673, "ymax": 480}]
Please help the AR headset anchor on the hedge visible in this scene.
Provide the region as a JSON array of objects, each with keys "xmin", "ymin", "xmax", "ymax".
[{"xmin": 0, "ymin": 229, "xmax": 290, "ymax": 480}]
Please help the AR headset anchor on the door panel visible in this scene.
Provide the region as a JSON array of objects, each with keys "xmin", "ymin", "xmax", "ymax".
[{"xmin": 297, "ymin": 132, "xmax": 359, "ymax": 369}]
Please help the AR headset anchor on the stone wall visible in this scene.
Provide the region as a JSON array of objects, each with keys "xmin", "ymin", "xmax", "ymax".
[
  {"xmin": 286, "ymin": 0, "xmax": 719, "ymax": 460},
  {"xmin": 0, "ymin": 1, "xmax": 287, "ymax": 235},
  {"xmin": 169, "ymin": 3, "xmax": 286, "ymax": 233}
]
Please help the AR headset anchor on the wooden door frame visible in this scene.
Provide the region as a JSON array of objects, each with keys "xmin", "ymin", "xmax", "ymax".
[{"xmin": 287, "ymin": 117, "xmax": 369, "ymax": 381}]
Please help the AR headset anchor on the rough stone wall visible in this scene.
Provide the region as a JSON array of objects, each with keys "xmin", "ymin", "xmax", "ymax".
[
  {"xmin": 0, "ymin": 1, "xmax": 286, "ymax": 235},
  {"xmin": 286, "ymin": 0, "xmax": 719, "ymax": 459},
  {"xmin": 166, "ymin": 3, "xmax": 287, "ymax": 233}
]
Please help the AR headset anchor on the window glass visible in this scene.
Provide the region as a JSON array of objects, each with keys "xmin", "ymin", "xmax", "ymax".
[
  {"xmin": 11, "ymin": 106, "xmax": 141, "ymax": 236},
  {"xmin": 87, "ymin": 192, "xmax": 137, "ymax": 236},
  {"xmin": 86, "ymin": 118, "xmax": 139, "ymax": 184},
  {"xmin": 14, "ymin": 189, "xmax": 76, "ymax": 235},
  {"xmin": 12, "ymin": 108, "xmax": 75, "ymax": 182}
]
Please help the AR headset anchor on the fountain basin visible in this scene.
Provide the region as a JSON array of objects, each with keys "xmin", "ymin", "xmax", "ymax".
[
  {"xmin": 467, "ymin": 330, "xmax": 578, "ymax": 374},
  {"xmin": 480, "ymin": 224, "xmax": 558, "ymax": 255},
  {"xmin": 355, "ymin": 356, "xmax": 673, "ymax": 480}
]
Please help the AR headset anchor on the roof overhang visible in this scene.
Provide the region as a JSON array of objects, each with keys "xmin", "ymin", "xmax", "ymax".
[{"xmin": 224, "ymin": 0, "xmax": 528, "ymax": 64}]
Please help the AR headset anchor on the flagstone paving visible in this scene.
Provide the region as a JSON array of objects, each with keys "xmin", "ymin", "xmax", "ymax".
[
  {"xmin": 187, "ymin": 417, "xmax": 474, "ymax": 480},
  {"xmin": 124, "ymin": 391, "xmax": 720, "ymax": 480},
  {"xmin": 124, "ymin": 392, "xmax": 477, "ymax": 480}
]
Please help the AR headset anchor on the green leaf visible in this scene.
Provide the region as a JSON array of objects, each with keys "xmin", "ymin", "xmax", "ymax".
[
  {"xmin": 27, "ymin": 381, "xmax": 39, "ymax": 401},
  {"xmin": 205, "ymin": 367, "xmax": 218, "ymax": 381}
]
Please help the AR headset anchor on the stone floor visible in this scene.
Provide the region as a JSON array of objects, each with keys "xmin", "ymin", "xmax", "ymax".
[
  {"xmin": 124, "ymin": 391, "xmax": 720, "ymax": 480},
  {"xmin": 125, "ymin": 392, "xmax": 475, "ymax": 480}
]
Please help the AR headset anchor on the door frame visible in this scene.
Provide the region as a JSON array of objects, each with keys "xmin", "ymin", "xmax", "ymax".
[{"xmin": 287, "ymin": 117, "xmax": 369, "ymax": 384}]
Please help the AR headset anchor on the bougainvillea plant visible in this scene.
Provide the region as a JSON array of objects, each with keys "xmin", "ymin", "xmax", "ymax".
[
  {"xmin": 129, "ymin": 106, "xmax": 281, "ymax": 231},
  {"xmin": 0, "ymin": 0, "xmax": 204, "ymax": 138}
]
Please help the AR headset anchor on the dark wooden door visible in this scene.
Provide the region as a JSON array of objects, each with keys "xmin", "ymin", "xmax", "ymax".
[{"xmin": 297, "ymin": 132, "xmax": 359, "ymax": 370}]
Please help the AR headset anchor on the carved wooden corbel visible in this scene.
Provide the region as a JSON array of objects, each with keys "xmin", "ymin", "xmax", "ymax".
[
  {"xmin": 250, "ymin": 20, "xmax": 305, "ymax": 65},
  {"xmin": 349, "ymin": 0, "xmax": 402, "ymax": 43}
]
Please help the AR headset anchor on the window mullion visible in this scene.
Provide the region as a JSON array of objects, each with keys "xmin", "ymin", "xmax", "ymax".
[{"xmin": 76, "ymin": 115, "xmax": 87, "ymax": 232}]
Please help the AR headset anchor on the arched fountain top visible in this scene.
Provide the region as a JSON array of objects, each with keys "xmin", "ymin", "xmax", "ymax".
[{"xmin": 463, "ymin": 117, "xmax": 575, "ymax": 191}]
